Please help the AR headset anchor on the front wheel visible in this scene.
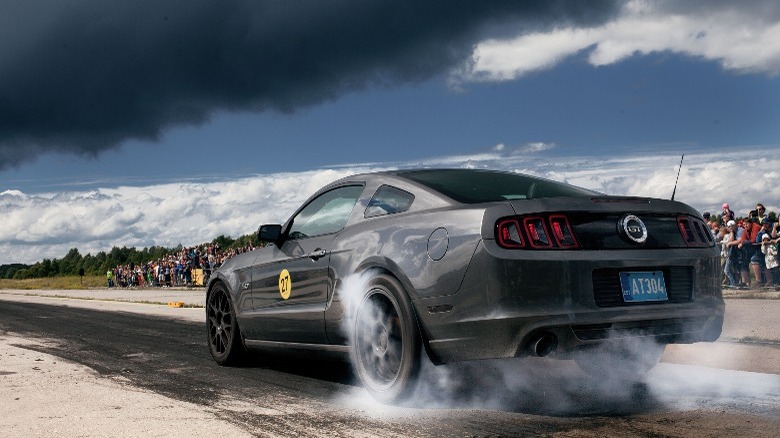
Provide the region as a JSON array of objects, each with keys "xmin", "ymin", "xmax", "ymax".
[
  {"xmin": 352, "ymin": 274, "xmax": 421, "ymax": 404},
  {"xmin": 207, "ymin": 283, "xmax": 246, "ymax": 365}
]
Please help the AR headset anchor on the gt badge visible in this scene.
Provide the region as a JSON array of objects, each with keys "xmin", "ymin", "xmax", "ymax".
[
  {"xmin": 278, "ymin": 269, "xmax": 291, "ymax": 300},
  {"xmin": 620, "ymin": 214, "xmax": 648, "ymax": 244}
]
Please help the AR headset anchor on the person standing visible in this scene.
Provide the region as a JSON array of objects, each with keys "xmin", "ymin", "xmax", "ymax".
[
  {"xmin": 726, "ymin": 220, "xmax": 751, "ymax": 288},
  {"xmin": 106, "ymin": 269, "xmax": 114, "ymax": 288},
  {"xmin": 761, "ymin": 233, "xmax": 779, "ymax": 287},
  {"xmin": 745, "ymin": 216, "xmax": 763, "ymax": 285},
  {"xmin": 721, "ymin": 203, "xmax": 735, "ymax": 224},
  {"xmin": 755, "ymin": 203, "xmax": 769, "ymax": 224},
  {"xmin": 723, "ymin": 221, "xmax": 739, "ymax": 287}
]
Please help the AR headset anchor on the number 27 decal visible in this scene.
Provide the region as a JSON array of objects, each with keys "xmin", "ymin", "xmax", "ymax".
[{"xmin": 278, "ymin": 269, "xmax": 292, "ymax": 300}]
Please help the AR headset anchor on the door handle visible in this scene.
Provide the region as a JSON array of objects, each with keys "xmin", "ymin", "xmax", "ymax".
[{"xmin": 308, "ymin": 248, "xmax": 327, "ymax": 260}]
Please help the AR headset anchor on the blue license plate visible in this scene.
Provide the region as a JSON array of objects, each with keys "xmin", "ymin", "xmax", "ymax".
[{"xmin": 619, "ymin": 271, "xmax": 668, "ymax": 302}]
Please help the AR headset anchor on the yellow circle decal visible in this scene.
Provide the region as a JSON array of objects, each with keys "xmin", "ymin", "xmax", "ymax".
[{"xmin": 278, "ymin": 269, "xmax": 291, "ymax": 300}]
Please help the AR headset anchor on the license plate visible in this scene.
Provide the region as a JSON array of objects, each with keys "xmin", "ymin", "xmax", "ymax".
[{"xmin": 619, "ymin": 271, "xmax": 668, "ymax": 302}]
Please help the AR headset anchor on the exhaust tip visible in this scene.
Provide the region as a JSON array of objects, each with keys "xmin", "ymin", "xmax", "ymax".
[{"xmin": 528, "ymin": 333, "xmax": 558, "ymax": 357}]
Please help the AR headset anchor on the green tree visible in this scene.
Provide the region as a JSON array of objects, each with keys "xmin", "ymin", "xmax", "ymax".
[
  {"xmin": 0, "ymin": 263, "xmax": 28, "ymax": 279},
  {"xmin": 59, "ymin": 248, "xmax": 82, "ymax": 275},
  {"xmin": 213, "ymin": 235, "xmax": 235, "ymax": 249}
]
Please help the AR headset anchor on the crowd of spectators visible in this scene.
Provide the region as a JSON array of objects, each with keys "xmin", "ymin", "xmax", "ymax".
[
  {"xmin": 106, "ymin": 242, "xmax": 256, "ymax": 288},
  {"xmin": 708, "ymin": 202, "xmax": 780, "ymax": 289},
  {"xmin": 104, "ymin": 202, "xmax": 780, "ymax": 290}
]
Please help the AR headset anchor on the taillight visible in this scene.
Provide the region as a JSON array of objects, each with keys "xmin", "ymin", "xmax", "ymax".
[
  {"xmin": 549, "ymin": 214, "xmax": 579, "ymax": 248},
  {"xmin": 524, "ymin": 217, "xmax": 552, "ymax": 248},
  {"xmin": 694, "ymin": 220, "xmax": 713, "ymax": 243},
  {"xmin": 678, "ymin": 218, "xmax": 694, "ymax": 243},
  {"xmin": 496, "ymin": 214, "xmax": 579, "ymax": 249},
  {"xmin": 497, "ymin": 219, "xmax": 525, "ymax": 248},
  {"xmin": 677, "ymin": 216, "xmax": 713, "ymax": 247}
]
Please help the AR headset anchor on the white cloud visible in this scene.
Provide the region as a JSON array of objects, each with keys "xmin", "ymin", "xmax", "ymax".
[
  {"xmin": 523, "ymin": 142, "xmax": 556, "ymax": 153},
  {"xmin": 0, "ymin": 169, "xmax": 367, "ymax": 264},
  {"xmin": 2, "ymin": 149, "xmax": 778, "ymax": 265},
  {"xmin": 456, "ymin": 0, "xmax": 780, "ymax": 83}
]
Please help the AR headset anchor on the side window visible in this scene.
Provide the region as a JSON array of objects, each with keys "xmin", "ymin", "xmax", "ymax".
[
  {"xmin": 365, "ymin": 185, "xmax": 415, "ymax": 218},
  {"xmin": 288, "ymin": 185, "xmax": 363, "ymax": 239}
]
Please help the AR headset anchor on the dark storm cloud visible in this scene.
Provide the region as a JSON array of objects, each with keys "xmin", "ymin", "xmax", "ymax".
[{"xmin": 0, "ymin": 0, "xmax": 620, "ymax": 169}]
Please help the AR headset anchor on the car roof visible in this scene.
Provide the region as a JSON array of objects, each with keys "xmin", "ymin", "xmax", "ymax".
[{"xmin": 333, "ymin": 168, "xmax": 600, "ymax": 204}]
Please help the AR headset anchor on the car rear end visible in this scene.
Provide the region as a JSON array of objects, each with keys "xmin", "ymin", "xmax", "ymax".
[{"xmin": 417, "ymin": 195, "xmax": 723, "ymax": 364}]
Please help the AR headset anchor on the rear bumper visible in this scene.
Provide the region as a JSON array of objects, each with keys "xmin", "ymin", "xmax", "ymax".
[{"xmin": 414, "ymin": 240, "xmax": 724, "ymax": 364}]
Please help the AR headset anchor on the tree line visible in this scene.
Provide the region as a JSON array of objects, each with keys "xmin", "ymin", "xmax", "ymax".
[{"xmin": 0, "ymin": 233, "xmax": 258, "ymax": 280}]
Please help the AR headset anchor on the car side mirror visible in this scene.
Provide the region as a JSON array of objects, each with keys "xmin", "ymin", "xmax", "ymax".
[{"xmin": 258, "ymin": 224, "xmax": 283, "ymax": 243}]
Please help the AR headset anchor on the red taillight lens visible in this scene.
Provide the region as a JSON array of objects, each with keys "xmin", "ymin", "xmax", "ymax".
[
  {"xmin": 549, "ymin": 214, "xmax": 580, "ymax": 248},
  {"xmin": 497, "ymin": 214, "xmax": 580, "ymax": 250},
  {"xmin": 677, "ymin": 216, "xmax": 713, "ymax": 247},
  {"xmin": 496, "ymin": 219, "xmax": 524, "ymax": 248},
  {"xmin": 678, "ymin": 219, "xmax": 692, "ymax": 243},
  {"xmin": 693, "ymin": 220, "xmax": 711, "ymax": 243},
  {"xmin": 524, "ymin": 217, "xmax": 552, "ymax": 248}
]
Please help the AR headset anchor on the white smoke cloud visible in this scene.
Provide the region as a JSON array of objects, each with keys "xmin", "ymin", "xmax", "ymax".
[
  {"xmin": 455, "ymin": 0, "xmax": 780, "ymax": 83},
  {"xmin": 337, "ymin": 353, "xmax": 780, "ymax": 415},
  {"xmin": 1, "ymin": 148, "xmax": 778, "ymax": 264}
]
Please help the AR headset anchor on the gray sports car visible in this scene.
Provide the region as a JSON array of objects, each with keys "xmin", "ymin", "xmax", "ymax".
[{"xmin": 206, "ymin": 169, "xmax": 723, "ymax": 403}]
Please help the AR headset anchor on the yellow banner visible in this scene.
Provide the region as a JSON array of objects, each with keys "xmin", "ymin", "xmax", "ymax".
[{"xmin": 193, "ymin": 268, "xmax": 204, "ymax": 286}]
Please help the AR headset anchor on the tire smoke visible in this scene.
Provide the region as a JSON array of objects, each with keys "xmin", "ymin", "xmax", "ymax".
[{"xmin": 335, "ymin": 273, "xmax": 779, "ymax": 417}]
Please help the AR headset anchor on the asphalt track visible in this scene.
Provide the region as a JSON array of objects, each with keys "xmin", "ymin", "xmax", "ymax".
[{"xmin": 0, "ymin": 289, "xmax": 779, "ymax": 437}]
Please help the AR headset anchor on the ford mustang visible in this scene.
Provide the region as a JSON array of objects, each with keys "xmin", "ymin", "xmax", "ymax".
[{"xmin": 206, "ymin": 169, "xmax": 723, "ymax": 403}]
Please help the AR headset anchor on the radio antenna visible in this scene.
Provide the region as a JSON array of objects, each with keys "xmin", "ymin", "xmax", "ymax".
[{"xmin": 671, "ymin": 154, "xmax": 685, "ymax": 201}]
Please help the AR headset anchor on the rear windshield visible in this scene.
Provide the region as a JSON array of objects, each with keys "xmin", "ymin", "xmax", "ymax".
[{"xmin": 398, "ymin": 169, "xmax": 598, "ymax": 204}]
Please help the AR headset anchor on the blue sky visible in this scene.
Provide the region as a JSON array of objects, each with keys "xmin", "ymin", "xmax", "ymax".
[{"xmin": 2, "ymin": 1, "xmax": 780, "ymax": 264}]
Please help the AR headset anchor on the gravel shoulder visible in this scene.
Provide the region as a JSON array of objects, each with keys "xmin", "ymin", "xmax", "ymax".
[
  {"xmin": 0, "ymin": 289, "xmax": 222, "ymax": 437},
  {"xmin": 0, "ymin": 335, "xmax": 250, "ymax": 438}
]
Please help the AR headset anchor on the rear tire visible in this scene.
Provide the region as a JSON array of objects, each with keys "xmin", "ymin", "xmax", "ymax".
[
  {"xmin": 207, "ymin": 283, "xmax": 246, "ymax": 365},
  {"xmin": 352, "ymin": 274, "xmax": 421, "ymax": 404}
]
